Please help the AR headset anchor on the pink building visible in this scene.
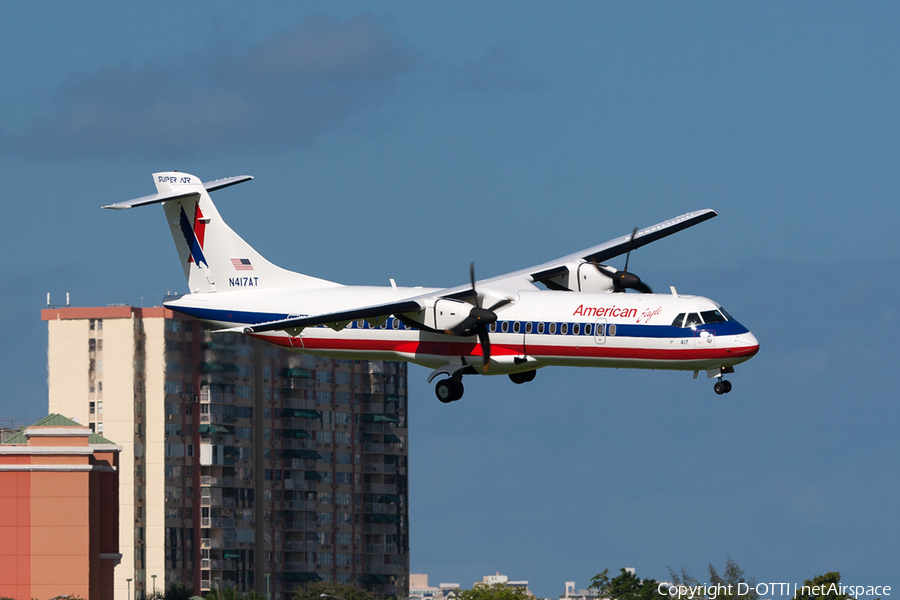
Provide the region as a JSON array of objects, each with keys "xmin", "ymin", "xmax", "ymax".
[{"xmin": 0, "ymin": 414, "xmax": 121, "ymax": 600}]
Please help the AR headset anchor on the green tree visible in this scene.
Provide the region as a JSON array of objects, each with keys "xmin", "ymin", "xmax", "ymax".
[
  {"xmin": 164, "ymin": 584, "xmax": 196, "ymax": 600},
  {"xmin": 291, "ymin": 581, "xmax": 379, "ymax": 600},
  {"xmin": 455, "ymin": 583, "xmax": 531, "ymax": 600},
  {"xmin": 205, "ymin": 586, "xmax": 251, "ymax": 600},
  {"xmin": 667, "ymin": 557, "xmax": 758, "ymax": 600},
  {"xmin": 792, "ymin": 573, "xmax": 856, "ymax": 600},
  {"xmin": 146, "ymin": 585, "xmax": 195, "ymax": 600},
  {"xmin": 590, "ymin": 568, "xmax": 660, "ymax": 600}
]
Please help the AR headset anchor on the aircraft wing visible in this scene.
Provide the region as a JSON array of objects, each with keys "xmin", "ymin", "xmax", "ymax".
[
  {"xmin": 497, "ymin": 208, "xmax": 718, "ymax": 287},
  {"xmin": 227, "ymin": 209, "xmax": 716, "ymax": 336},
  {"xmin": 238, "ymin": 299, "xmax": 427, "ymax": 335}
]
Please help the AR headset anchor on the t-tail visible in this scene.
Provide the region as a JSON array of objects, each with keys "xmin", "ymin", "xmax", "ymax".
[{"xmin": 104, "ymin": 171, "xmax": 339, "ymax": 294}]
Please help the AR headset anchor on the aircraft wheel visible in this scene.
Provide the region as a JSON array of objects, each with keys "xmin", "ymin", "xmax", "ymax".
[
  {"xmin": 714, "ymin": 381, "xmax": 727, "ymax": 395},
  {"xmin": 435, "ymin": 379, "xmax": 455, "ymax": 403},
  {"xmin": 435, "ymin": 379, "xmax": 464, "ymax": 403},
  {"xmin": 509, "ymin": 370, "xmax": 536, "ymax": 385},
  {"xmin": 723, "ymin": 380, "xmax": 732, "ymax": 394}
]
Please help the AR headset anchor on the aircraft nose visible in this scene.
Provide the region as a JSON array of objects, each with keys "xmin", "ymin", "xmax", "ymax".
[{"xmin": 733, "ymin": 331, "xmax": 760, "ymax": 358}]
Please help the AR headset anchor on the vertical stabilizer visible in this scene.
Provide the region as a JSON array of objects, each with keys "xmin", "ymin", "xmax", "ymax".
[{"xmin": 105, "ymin": 172, "xmax": 340, "ymax": 294}]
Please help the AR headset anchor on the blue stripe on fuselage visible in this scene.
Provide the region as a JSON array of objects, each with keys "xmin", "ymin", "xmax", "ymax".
[
  {"xmin": 167, "ymin": 304, "xmax": 289, "ymax": 325},
  {"xmin": 614, "ymin": 320, "xmax": 750, "ymax": 338},
  {"xmin": 167, "ymin": 303, "xmax": 750, "ymax": 339}
]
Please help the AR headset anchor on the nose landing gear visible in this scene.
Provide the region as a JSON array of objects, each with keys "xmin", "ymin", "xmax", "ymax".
[{"xmin": 713, "ymin": 379, "xmax": 733, "ymax": 395}]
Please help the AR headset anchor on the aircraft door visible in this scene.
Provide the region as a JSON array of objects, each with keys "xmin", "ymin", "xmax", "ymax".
[{"xmin": 594, "ymin": 318, "xmax": 606, "ymax": 345}]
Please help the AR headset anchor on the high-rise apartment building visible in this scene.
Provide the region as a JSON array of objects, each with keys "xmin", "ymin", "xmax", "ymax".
[{"xmin": 43, "ymin": 306, "xmax": 409, "ymax": 600}]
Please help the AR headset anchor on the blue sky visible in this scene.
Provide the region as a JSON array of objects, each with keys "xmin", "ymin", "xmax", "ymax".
[{"xmin": 1, "ymin": 2, "xmax": 898, "ymax": 595}]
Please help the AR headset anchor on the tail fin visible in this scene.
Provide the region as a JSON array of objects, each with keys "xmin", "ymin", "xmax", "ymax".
[{"xmin": 105, "ymin": 171, "xmax": 340, "ymax": 294}]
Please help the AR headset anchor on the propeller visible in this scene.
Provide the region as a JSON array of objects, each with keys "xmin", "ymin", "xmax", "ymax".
[
  {"xmin": 444, "ymin": 263, "xmax": 511, "ymax": 368},
  {"xmin": 596, "ymin": 227, "xmax": 653, "ymax": 293}
]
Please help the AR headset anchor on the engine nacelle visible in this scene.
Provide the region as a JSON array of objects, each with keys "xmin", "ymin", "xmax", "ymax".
[
  {"xmin": 545, "ymin": 261, "xmax": 615, "ymax": 292},
  {"xmin": 432, "ymin": 298, "xmax": 475, "ymax": 332}
]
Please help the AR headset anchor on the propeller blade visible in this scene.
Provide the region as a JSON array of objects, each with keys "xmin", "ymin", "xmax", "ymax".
[
  {"xmin": 486, "ymin": 298, "xmax": 513, "ymax": 312},
  {"xmin": 469, "ymin": 262, "xmax": 480, "ymax": 308},
  {"xmin": 477, "ymin": 326, "xmax": 491, "ymax": 369},
  {"xmin": 632, "ymin": 281, "xmax": 653, "ymax": 294},
  {"xmin": 623, "ymin": 227, "xmax": 638, "ymax": 273}
]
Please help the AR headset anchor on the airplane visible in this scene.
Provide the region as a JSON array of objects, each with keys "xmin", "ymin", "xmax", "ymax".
[{"xmin": 104, "ymin": 171, "xmax": 759, "ymax": 401}]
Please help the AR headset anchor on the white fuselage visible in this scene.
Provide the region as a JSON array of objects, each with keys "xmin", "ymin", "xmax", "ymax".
[{"xmin": 164, "ymin": 286, "xmax": 759, "ymax": 375}]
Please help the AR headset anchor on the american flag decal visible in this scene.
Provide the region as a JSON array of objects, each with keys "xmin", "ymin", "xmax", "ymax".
[{"xmin": 231, "ymin": 258, "xmax": 254, "ymax": 271}]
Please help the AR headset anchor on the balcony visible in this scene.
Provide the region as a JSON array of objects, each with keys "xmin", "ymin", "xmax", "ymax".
[
  {"xmin": 200, "ymin": 388, "xmax": 235, "ymax": 404},
  {"xmin": 283, "ymin": 500, "xmax": 318, "ymax": 511},
  {"xmin": 282, "ymin": 378, "xmax": 316, "ymax": 391},
  {"xmin": 364, "ymin": 483, "xmax": 397, "ymax": 494},
  {"xmin": 362, "ymin": 382, "xmax": 384, "ymax": 394},
  {"xmin": 199, "ymin": 413, "xmax": 235, "ymax": 425},
  {"xmin": 282, "ymin": 418, "xmax": 321, "ymax": 429},
  {"xmin": 201, "ymin": 497, "xmax": 235, "ymax": 508},
  {"xmin": 284, "ymin": 561, "xmax": 318, "ymax": 572},
  {"xmin": 201, "ymin": 579, "xmax": 236, "ymax": 591},
  {"xmin": 284, "ymin": 540, "xmax": 319, "ymax": 552},
  {"xmin": 283, "ymin": 397, "xmax": 317, "ymax": 410},
  {"xmin": 363, "ymin": 463, "xmax": 396, "ymax": 474},
  {"xmin": 360, "ymin": 424, "xmax": 398, "ymax": 434},
  {"xmin": 363, "ymin": 503, "xmax": 398, "ymax": 514},
  {"xmin": 201, "ymin": 476, "xmax": 234, "ymax": 487},
  {"xmin": 364, "ymin": 544, "xmax": 398, "ymax": 554},
  {"xmin": 284, "ymin": 479, "xmax": 315, "ymax": 491},
  {"xmin": 201, "ymin": 538, "xmax": 236, "ymax": 549},
  {"xmin": 200, "ymin": 517, "xmax": 236, "ymax": 528},
  {"xmin": 201, "ymin": 558, "xmax": 236, "ymax": 570},
  {"xmin": 363, "ymin": 563, "xmax": 400, "ymax": 573},
  {"xmin": 283, "ymin": 519, "xmax": 318, "ymax": 532}
]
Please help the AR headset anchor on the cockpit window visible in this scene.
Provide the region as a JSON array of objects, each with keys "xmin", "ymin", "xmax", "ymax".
[
  {"xmin": 684, "ymin": 313, "xmax": 703, "ymax": 327},
  {"xmin": 700, "ymin": 309, "xmax": 728, "ymax": 324},
  {"xmin": 718, "ymin": 306, "xmax": 733, "ymax": 320},
  {"xmin": 671, "ymin": 313, "xmax": 685, "ymax": 327}
]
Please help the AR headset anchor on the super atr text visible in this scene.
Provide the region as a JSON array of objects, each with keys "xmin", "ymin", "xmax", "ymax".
[{"xmin": 659, "ymin": 582, "xmax": 891, "ymax": 598}]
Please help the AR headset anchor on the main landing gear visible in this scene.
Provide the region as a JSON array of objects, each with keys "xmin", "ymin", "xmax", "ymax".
[
  {"xmin": 508, "ymin": 370, "xmax": 536, "ymax": 385},
  {"xmin": 714, "ymin": 379, "xmax": 733, "ymax": 395},
  {"xmin": 435, "ymin": 375, "xmax": 464, "ymax": 403}
]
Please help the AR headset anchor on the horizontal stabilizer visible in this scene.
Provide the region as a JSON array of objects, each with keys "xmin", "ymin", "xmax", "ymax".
[{"xmin": 102, "ymin": 175, "xmax": 253, "ymax": 209}]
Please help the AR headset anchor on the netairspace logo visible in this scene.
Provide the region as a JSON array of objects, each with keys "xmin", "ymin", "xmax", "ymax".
[{"xmin": 658, "ymin": 582, "xmax": 892, "ymax": 599}]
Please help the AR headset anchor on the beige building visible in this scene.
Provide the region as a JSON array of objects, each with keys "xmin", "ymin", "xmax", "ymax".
[{"xmin": 44, "ymin": 306, "xmax": 409, "ymax": 599}]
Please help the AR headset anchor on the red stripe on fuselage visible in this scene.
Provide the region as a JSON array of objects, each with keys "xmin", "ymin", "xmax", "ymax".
[{"xmin": 252, "ymin": 334, "xmax": 758, "ymax": 363}]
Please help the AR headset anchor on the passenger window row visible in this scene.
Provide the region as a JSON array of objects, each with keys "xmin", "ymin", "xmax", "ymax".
[{"xmin": 329, "ymin": 317, "xmax": 626, "ymax": 336}]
